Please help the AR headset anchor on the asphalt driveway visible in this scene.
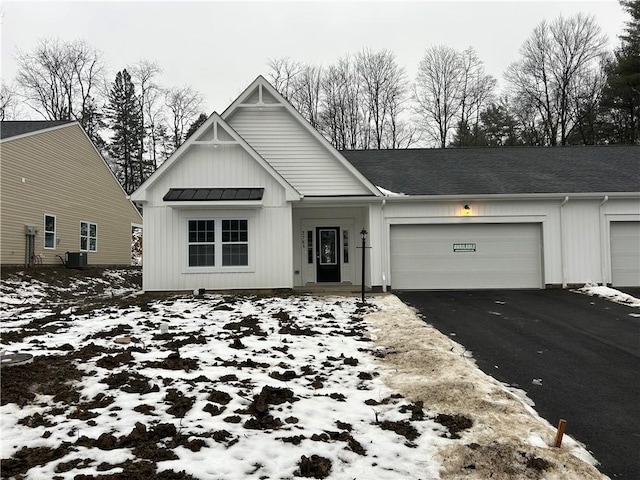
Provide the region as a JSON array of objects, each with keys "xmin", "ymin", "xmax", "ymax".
[{"xmin": 396, "ymin": 289, "xmax": 640, "ymax": 480}]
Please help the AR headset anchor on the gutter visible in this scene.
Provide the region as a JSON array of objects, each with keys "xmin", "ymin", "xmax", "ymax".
[
  {"xmin": 599, "ymin": 195, "xmax": 609, "ymax": 285},
  {"xmin": 560, "ymin": 196, "xmax": 569, "ymax": 288}
]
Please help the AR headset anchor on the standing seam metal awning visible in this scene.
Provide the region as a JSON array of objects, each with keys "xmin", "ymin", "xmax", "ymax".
[{"xmin": 163, "ymin": 188, "xmax": 264, "ymax": 201}]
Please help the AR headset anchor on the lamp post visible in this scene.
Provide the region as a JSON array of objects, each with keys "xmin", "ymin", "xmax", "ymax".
[{"xmin": 360, "ymin": 229, "xmax": 367, "ymax": 304}]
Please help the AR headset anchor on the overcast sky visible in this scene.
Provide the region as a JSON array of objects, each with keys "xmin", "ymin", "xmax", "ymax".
[{"xmin": 0, "ymin": 0, "xmax": 628, "ymax": 117}]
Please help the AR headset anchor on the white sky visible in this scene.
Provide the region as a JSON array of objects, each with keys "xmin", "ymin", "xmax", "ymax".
[{"xmin": 0, "ymin": 0, "xmax": 628, "ymax": 116}]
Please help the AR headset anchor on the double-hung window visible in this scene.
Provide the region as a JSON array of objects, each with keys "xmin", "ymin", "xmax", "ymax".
[
  {"xmin": 222, "ymin": 220, "xmax": 248, "ymax": 266},
  {"xmin": 44, "ymin": 214, "xmax": 56, "ymax": 249},
  {"xmin": 188, "ymin": 220, "xmax": 215, "ymax": 267},
  {"xmin": 80, "ymin": 222, "xmax": 97, "ymax": 252},
  {"xmin": 187, "ymin": 218, "xmax": 248, "ymax": 268}
]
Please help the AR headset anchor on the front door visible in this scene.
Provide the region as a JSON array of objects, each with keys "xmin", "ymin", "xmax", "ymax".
[{"xmin": 316, "ymin": 227, "xmax": 341, "ymax": 282}]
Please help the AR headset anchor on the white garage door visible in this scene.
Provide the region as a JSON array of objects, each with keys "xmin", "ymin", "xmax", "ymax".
[
  {"xmin": 610, "ymin": 221, "xmax": 640, "ymax": 287},
  {"xmin": 390, "ymin": 223, "xmax": 543, "ymax": 290}
]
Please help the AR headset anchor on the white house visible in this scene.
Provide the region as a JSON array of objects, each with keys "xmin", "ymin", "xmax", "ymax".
[{"xmin": 131, "ymin": 76, "xmax": 640, "ymax": 292}]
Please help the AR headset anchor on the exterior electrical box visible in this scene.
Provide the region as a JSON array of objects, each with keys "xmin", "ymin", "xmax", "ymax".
[
  {"xmin": 66, "ymin": 252, "xmax": 88, "ymax": 269},
  {"xmin": 25, "ymin": 226, "xmax": 38, "ymax": 236}
]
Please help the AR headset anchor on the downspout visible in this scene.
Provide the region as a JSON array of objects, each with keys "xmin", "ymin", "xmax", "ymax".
[
  {"xmin": 560, "ymin": 196, "xmax": 569, "ymax": 288},
  {"xmin": 599, "ymin": 195, "xmax": 609, "ymax": 285},
  {"xmin": 381, "ymin": 198, "xmax": 387, "ymax": 292}
]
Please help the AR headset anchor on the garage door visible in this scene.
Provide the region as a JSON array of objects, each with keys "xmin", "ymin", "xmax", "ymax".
[
  {"xmin": 610, "ymin": 221, "xmax": 640, "ymax": 287},
  {"xmin": 390, "ymin": 223, "xmax": 542, "ymax": 290}
]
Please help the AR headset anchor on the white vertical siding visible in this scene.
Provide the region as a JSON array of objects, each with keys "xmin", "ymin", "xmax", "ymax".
[
  {"xmin": 227, "ymin": 108, "xmax": 371, "ymax": 196},
  {"xmin": 562, "ymin": 200, "xmax": 602, "ymax": 285},
  {"xmin": 376, "ymin": 197, "xmax": 639, "ymax": 289},
  {"xmin": 142, "ymin": 143, "xmax": 293, "ymax": 291}
]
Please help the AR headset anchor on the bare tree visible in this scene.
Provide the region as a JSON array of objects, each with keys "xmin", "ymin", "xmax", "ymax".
[
  {"xmin": 164, "ymin": 85, "xmax": 204, "ymax": 150},
  {"xmin": 130, "ymin": 60, "xmax": 163, "ymax": 170},
  {"xmin": 505, "ymin": 13, "xmax": 608, "ymax": 145},
  {"xmin": 0, "ymin": 81, "xmax": 21, "ymax": 120},
  {"xmin": 356, "ymin": 48, "xmax": 409, "ymax": 148},
  {"xmin": 414, "ymin": 45, "xmax": 462, "ymax": 148},
  {"xmin": 455, "ymin": 47, "xmax": 496, "ymax": 146},
  {"xmin": 320, "ymin": 55, "xmax": 364, "ymax": 149},
  {"xmin": 267, "ymin": 57, "xmax": 301, "ymax": 103},
  {"xmin": 294, "ymin": 63, "xmax": 323, "ymax": 129},
  {"xmin": 15, "ymin": 38, "xmax": 104, "ymax": 129}
]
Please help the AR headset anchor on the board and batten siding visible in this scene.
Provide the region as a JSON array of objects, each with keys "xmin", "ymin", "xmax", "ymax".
[
  {"xmin": 142, "ymin": 143, "xmax": 293, "ymax": 291},
  {"xmin": 227, "ymin": 108, "xmax": 371, "ymax": 196},
  {"xmin": 0, "ymin": 124, "xmax": 142, "ymax": 266},
  {"xmin": 374, "ymin": 197, "xmax": 639, "ymax": 289}
]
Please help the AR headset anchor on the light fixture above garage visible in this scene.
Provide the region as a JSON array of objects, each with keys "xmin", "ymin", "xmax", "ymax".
[{"xmin": 462, "ymin": 204, "xmax": 472, "ymax": 216}]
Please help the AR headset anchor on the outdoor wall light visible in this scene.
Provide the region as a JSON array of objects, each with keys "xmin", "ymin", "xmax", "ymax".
[{"xmin": 463, "ymin": 204, "xmax": 472, "ymax": 216}]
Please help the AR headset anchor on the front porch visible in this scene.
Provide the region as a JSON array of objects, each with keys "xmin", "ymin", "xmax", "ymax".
[{"xmin": 291, "ymin": 202, "xmax": 377, "ymax": 288}]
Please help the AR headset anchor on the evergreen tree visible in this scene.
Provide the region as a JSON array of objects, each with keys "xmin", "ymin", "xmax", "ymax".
[
  {"xmin": 107, "ymin": 69, "xmax": 144, "ymax": 194},
  {"xmin": 601, "ymin": 0, "xmax": 640, "ymax": 144},
  {"xmin": 184, "ymin": 113, "xmax": 208, "ymax": 141}
]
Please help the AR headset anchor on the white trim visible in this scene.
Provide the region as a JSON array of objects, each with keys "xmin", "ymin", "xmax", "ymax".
[
  {"xmin": 181, "ymin": 213, "xmax": 256, "ymax": 274},
  {"xmin": 43, "ymin": 213, "xmax": 56, "ymax": 250},
  {"xmin": 79, "ymin": 220, "xmax": 98, "ymax": 253}
]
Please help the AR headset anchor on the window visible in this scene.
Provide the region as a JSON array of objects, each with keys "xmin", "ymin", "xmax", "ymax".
[
  {"xmin": 222, "ymin": 220, "xmax": 248, "ymax": 266},
  {"xmin": 188, "ymin": 220, "xmax": 215, "ymax": 267},
  {"xmin": 80, "ymin": 222, "xmax": 98, "ymax": 252},
  {"xmin": 307, "ymin": 230, "xmax": 313, "ymax": 264},
  {"xmin": 343, "ymin": 230, "xmax": 349, "ymax": 264},
  {"xmin": 44, "ymin": 214, "xmax": 56, "ymax": 249},
  {"xmin": 187, "ymin": 218, "xmax": 249, "ymax": 268}
]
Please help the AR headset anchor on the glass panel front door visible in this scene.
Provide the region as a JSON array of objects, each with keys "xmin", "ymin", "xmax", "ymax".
[{"xmin": 316, "ymin": 227, "xmax": 341, "ymax": 282}]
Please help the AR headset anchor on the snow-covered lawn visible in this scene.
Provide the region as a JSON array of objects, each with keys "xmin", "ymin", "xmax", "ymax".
[{"xmin": 0, "ymin": 269, "xmax": 610, "ymax": 479}]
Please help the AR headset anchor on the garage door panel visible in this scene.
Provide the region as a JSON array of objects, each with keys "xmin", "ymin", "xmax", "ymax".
[
  {"xmin": 610, "ymin": 222, "xmax": 640, "ymax": 287},
  {"xmin": 391, "ymin": 224, "xmax": 542, "ymax": 290}
]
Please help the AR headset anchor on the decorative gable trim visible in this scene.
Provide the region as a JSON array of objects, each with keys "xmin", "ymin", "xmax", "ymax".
[
  {"xmin": 222, "ymin": 76, "xmax": 382, "ymax": 197},
  {"xmin": 130, "ymin": 113, "xmax": 300, "ymax": 203}
]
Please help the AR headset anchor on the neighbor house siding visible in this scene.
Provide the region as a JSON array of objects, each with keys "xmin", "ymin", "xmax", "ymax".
[
  {"xmin": 141, "ymin": 143, "xmax": 293, "ymax": 291},
  {"xmin": 226, "ymin": 108, "xmax": 371, "ymax": 196},
  {"xmin": 0, "ymin": 124, "xmax": 142, "ymax": 266}
]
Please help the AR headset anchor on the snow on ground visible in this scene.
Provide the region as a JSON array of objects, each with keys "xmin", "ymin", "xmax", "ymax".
[
  {"xmin": 0, "ymin": 269, "xmax": 610, "ymax": 479},
  {"xmin": 575, "ymin": 284, "xmax": 640, "ymax": 308}
]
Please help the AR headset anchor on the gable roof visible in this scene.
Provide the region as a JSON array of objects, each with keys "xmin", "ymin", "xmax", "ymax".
[
  {"xmin": 341, "ymin": 146, "xmax": 640, "ymax": 196},
  {"xmin": 222, "ymin": 76, "xmax": 381, "ymax": 197},
  {"xmin": 0, "ymin": 120, "xmax": 74, "ymax": 140},
  {"xmin": 130, "ymin": 112, "xmax": 300, "ymax": 202}
]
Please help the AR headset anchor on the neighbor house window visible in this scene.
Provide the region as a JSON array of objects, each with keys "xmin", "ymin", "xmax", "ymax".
[
  {"xmin": 80, "ymin": 222, "xmax": 97, "ymax": 252},
  {"xmin": 44, "ymin": 214, "xmax": 56, "ymax": 249},
  {"xmin": 188, "ymin": 220, "xmax": 215, "ymax": 267},
  {"xmin": 222, "ymin": 219, "xmax": 248, "ymax": 266}
]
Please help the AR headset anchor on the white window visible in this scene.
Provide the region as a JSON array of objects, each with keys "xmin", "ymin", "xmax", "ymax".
[
  {"xmin": 80, "ymin": 222, "xmax": 97, "ymax": 252},
  {"xmin": 222, "ymin": 220, "xmax": 248, "ymax": 266},
  {"xmin": 187, "ymin": 218, "xmax": 248, "ymax": 268},
  {"xmin": 44, "ymin": 214, "xmax": 56, "ymax": 249},
  {"xmin": 188, "ymin": 220, "xmax": 215, "ymax": 267}
]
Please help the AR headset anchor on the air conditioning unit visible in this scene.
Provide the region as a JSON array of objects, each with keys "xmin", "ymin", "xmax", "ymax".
[{"xmin": 66, "ymin": 252, "xmax": 88, "ymax": 269}]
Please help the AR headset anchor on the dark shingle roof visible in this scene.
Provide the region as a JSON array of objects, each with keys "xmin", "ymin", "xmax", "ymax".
[
  {"xmin": 0, "ymin": 121, "xmax": 74, "ymax": 140},
  {"xmin": 341, "ymin": 146, "xmax": 640, "ymax": 195},
  {"xmin": 163, "ymin": 188, "xmax": 264, "ymax": 202}
]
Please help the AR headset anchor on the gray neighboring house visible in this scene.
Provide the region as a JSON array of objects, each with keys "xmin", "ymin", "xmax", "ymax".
[{"xmin": 131, "ymin": 76, "xmax": 640, "ymax": 292}]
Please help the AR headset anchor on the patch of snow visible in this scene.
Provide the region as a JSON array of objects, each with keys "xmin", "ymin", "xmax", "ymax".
[
  {"xmin": 574, "ymin": 284, "xmax": 640, "ymax": 307},
  {"xmin": 376, "ymin": 185, "xmax": 406, "ymax": 196}
]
